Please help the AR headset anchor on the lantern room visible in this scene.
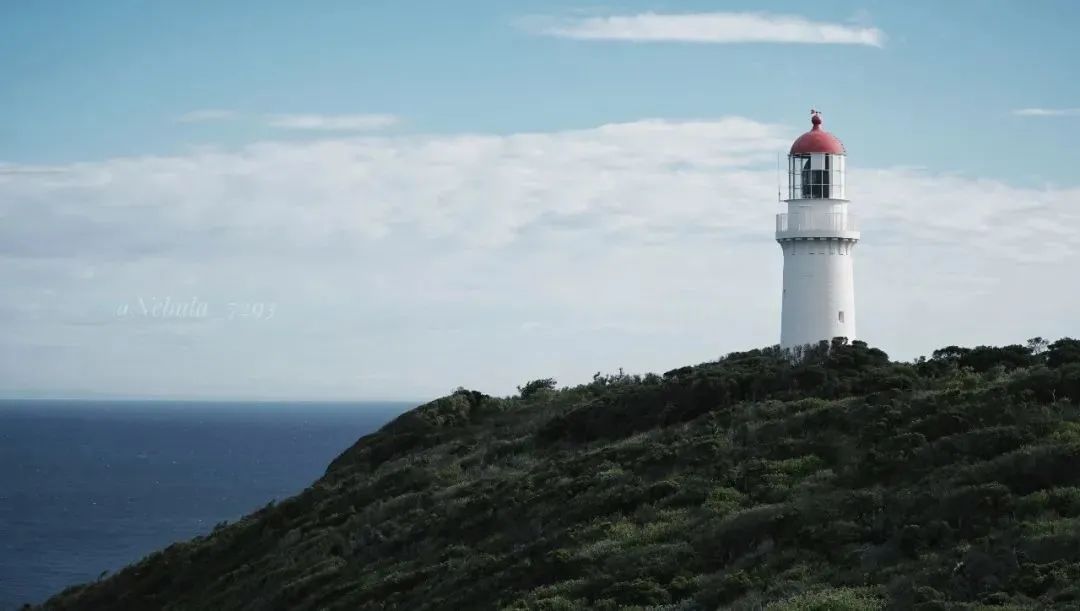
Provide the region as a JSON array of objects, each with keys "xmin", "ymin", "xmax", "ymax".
[{"xmin": 787, "ymin": 112, "xmax": 846, "ymax": 200}]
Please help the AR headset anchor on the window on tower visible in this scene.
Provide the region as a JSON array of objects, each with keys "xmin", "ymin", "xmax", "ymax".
[
  {"xmin": 789, "ymin": 153, "xmax": 844, "ymax": 199},
  {"xmin": 810, "ymin": 154, "xmax": 829, "ymax": 198},
  {"xmin": 790, "ymin": 155, "xmax": 808, "ymax": 198},
  {"xmin": 803, "ymin": 169, "xmax": 814, "ymax": 198}
]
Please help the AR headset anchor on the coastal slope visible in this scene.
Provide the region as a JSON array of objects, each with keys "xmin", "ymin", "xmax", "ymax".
[{"xmin": 42, "ymin": 338, "xmax": 1080, "ymax": 610}]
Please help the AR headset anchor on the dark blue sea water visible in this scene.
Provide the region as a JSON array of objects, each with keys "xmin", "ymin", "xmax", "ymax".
[{"xmin": 0, "ymin": 400, "xmax": 411, "ymax": 609}]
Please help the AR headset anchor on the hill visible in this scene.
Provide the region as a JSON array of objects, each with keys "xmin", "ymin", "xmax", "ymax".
[{"xmin": 40, "ymin": 338, "xmax": 1080, "ymax": 610}]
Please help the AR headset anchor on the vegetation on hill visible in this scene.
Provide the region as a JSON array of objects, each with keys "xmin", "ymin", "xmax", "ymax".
[{"xmin": 40, "ymin": 337, "xmax": 1080, "ymax": 610}]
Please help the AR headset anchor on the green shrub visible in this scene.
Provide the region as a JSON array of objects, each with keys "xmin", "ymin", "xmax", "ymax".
[{"xmin": 768, "ymin": 586, "xmax": 885, "ymax": 610}]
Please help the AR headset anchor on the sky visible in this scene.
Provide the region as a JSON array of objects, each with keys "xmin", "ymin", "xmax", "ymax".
[{"xmin": 1, "ymin": 0, "xmax": 1078, "ymax": 401}]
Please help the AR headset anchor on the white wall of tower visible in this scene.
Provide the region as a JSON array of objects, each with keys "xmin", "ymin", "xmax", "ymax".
[{"xmin": 778, "ymin": 230, "xmax": 857, "ymax": 349}]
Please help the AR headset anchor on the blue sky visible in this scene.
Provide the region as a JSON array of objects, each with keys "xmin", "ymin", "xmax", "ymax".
[
  {"xmin": 4, "ymin": 0, "xmax": 1079, "ymax": 182},
  {"xmin": 1, "ymin": 1, "xmax": 1078, "ymax": 400}
]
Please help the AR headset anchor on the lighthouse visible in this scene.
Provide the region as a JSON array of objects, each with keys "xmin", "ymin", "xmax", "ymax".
[{"xmin": 777, "ymin": 111, "xmax": 859, "ymax": 350}]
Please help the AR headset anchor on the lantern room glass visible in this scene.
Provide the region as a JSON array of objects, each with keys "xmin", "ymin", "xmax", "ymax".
[{"xmin": 789, "ymin": 153, "xmax": 845, "ymax": 200}]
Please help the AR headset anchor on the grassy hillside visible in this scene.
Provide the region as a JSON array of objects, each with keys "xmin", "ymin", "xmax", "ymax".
[{"xmin": 41, "ymin": 338, "xmax": 1080, "ymax": 610}]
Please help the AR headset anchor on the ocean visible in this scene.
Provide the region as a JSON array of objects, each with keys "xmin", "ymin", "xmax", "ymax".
[{"xmin": 0, "ymin": 399, "xmax": 411, "ymax": 609}]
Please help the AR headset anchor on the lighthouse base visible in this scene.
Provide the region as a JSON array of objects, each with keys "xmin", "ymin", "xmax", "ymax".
[{"xmin": 778, "ymin": 237, "xmax": 857, "ymax": 350}]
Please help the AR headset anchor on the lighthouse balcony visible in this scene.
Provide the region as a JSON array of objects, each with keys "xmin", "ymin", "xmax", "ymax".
[{"xmin": 776, "ymin": 211, "xmax": 860, "ymax": 240}]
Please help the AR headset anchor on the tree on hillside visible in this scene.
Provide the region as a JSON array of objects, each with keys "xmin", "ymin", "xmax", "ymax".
[{"xmin": 518, "ymin": 377, "xmax": 557, "ymax": 399}]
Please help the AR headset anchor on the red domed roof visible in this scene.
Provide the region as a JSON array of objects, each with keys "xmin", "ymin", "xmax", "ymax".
[{"xmin": 789, "ymin": 113, "xmax": 845, "ymax": 155}]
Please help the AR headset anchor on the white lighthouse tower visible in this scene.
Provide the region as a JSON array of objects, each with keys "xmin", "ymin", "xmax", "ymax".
[{"xmin": 777, "ymin": 111, "xmax": 859, "ymax": 349}]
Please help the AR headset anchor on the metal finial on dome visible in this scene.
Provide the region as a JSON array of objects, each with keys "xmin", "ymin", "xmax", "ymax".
[{"xmin": 810, "ymin": 109, "xmax": 822, "ymax": 128}]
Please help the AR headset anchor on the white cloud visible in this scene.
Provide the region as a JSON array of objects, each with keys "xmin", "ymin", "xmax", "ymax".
[
  {"xmin": 176, "ymin": 109, "xmax": 238, "ymax": 123},
  {"xmin": 264, "ymin": 113, "xmax": 400, "ymax": 131},
  {"xmin": 174, "ymin": 111, "xmax": 400, "ymax": 131},
  {"xmin": 527, "ymin": 12, "xmax": 885, "ymax": 47},
  {"xmin": 1, "ymin": 118, "xmax": 1076, "ymax": 400},
  {"xmin": 1013, "ymin": 108, "xmax": 1080, "ymax": 117}
]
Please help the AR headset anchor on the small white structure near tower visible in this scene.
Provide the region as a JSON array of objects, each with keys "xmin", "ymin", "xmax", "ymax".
[{"xmin": 777, "ymin": 111, "xmax": 859, "ymax": 350}]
